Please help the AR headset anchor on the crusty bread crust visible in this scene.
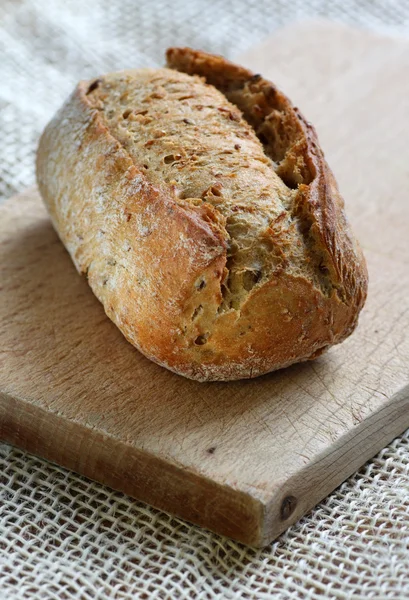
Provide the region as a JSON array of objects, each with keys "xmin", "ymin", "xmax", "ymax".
[{"xmin": 36, "ymin": 49, "xmax": 368, "ymax": 381}]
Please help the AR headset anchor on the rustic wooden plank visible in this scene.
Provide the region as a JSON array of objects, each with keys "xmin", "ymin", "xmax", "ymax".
[{"xmin": 1, "ymin": 22, "xmax": 409, "ymax": 546}]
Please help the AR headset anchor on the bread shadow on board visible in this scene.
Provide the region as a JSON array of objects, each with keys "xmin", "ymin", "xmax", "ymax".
[{"xmin": 5, "ymin": 215, "xmax": 344, "ymax": 434}]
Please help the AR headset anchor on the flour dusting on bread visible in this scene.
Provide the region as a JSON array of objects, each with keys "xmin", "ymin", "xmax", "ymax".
[{"xmin": 36, "ymin": 49, "xmax": 368, "ymax": 381}]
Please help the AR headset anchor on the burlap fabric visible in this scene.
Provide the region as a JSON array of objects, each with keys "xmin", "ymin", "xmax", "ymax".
[{"xmin": 1, "ymin": 1, "xmax": 409, "ymax": 598}]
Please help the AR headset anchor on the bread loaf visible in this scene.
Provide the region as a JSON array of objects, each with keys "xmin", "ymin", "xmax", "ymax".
[{"xmin": 36, "ymin": 48, "xmax": 368, "ymax": 381}]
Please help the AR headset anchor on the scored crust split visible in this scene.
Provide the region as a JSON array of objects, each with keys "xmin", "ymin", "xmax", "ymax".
[{"xmin": 36, "ymin": 48, "xmax": 368, "ymax": 381}]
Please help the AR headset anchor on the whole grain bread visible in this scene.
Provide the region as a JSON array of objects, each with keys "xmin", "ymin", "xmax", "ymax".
[{"xmin": 36, "ymin": 48, "xmax": 368, "ymax": 381}]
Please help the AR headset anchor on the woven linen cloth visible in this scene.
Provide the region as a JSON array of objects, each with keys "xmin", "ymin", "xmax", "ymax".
[{"xmin": 1, "ymin": 1, "xmax": 409, "ymax": 598}]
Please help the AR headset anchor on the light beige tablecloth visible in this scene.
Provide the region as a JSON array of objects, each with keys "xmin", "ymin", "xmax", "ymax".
[{"xmin": 1, "ymin": 1, "xmax": 409, "ymax": 598}]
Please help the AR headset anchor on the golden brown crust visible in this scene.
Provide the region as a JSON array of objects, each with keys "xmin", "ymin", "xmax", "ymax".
[
  {"xmin": 36, "ymin": 82, "xmax": 227, "ymax": 374},
  {"xmin": 36, "ymin": 49, "xmax": 368, "ymax": 381},
  {"xmin": 166, "ymin": 48, "xmax": 368, "ymax": 311}
]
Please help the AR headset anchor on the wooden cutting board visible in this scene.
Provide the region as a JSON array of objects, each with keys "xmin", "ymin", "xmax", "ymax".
[{"xmin": 1, "ymin": 22, "xmax": 409, "ymax": 547}]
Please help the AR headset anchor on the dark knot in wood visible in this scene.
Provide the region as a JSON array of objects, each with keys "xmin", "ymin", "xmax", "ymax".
[{"xmin": 280, "ymin": 495, "xmax": 297, "ymax": 520}]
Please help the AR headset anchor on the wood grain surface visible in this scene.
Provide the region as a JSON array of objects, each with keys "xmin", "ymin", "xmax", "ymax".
[{"xmin": 1, "ymin": 22, "xmax": 409, "ymax": 547}]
